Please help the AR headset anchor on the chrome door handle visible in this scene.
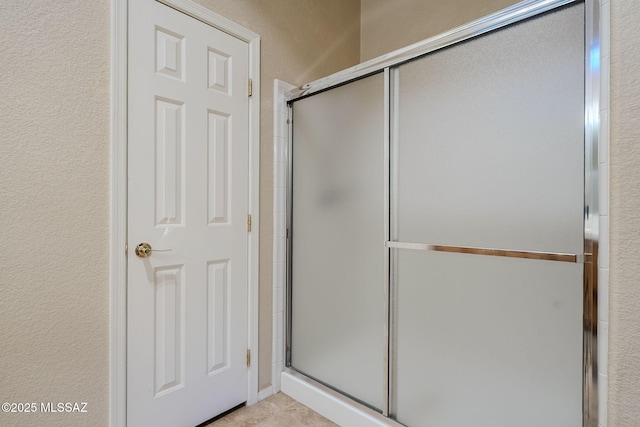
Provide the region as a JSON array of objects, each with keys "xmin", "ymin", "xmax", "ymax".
[{"xmin": 134, "ymin": 242, "xmax": 172, "ymax": 258}]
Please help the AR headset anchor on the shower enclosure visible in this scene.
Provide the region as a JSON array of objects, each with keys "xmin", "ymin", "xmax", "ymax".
[{"xmin": 285, "ymin": 1, "xmax": 599, "ymax": 426}]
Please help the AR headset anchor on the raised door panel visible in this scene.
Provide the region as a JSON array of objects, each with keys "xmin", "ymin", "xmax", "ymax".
[
  {"xmin": 154, "ymin": 265, "xmax": 185, "ymax": 396},
  {"xmin": 207, "ymin": 111, "xmax": 231, "ymax": 225},
  {"xmin": 155, "ymin": 97, "xmax": 185, "ymax": 226},
  {"xmin": 207, "ymin": 259, "xmax": 230, "ymax": 375}
]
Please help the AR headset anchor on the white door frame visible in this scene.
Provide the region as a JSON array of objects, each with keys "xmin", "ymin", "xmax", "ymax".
[{"xmin": 110, "ymin": 0, "xmax": 260, "ymax": 425}]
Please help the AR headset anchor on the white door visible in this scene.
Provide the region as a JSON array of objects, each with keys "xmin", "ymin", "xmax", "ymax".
[{"xmin": 127, "ymin": 0, "xmax": 250, "ymax": 425}]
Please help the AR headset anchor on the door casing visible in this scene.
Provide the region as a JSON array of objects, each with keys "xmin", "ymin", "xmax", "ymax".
[{"xmin": 110, "ymin": 1, "xmax": 260, "ymax": 425}]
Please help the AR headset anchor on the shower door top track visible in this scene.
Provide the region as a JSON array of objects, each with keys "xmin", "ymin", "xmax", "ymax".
[{"xmin": 287, "ymin": 0, "xmax": 580, "ymax": 100}]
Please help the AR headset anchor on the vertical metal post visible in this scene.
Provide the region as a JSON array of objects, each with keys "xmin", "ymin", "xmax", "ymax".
[
  {"xmin": 285, "ymin": 104, "xmax": 294, "ymax": 368},
  {"xmin": 382, "ymin": 68, "xmax": 391, "ymax": 417},
  {"xmin": 386, "ymin": 66, "xmax": 401, "ymax": 419},
  {"xmin": 583, "ymin": 0, "xmax": 600, "ymax": 425}
]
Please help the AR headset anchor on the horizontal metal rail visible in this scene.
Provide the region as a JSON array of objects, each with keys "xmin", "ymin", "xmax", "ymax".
[{"xmin": 385, "ymin": 241, "xmax": 585, "ymax": 263}]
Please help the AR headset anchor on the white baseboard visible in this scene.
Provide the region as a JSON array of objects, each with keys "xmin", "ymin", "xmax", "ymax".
[{"xmin": 257, "ymin": 386, "xmax": 274, "ymax": 402}]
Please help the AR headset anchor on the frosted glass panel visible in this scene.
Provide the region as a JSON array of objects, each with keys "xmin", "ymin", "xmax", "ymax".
[
  {"xmin": 394, "ymin": 3, "xmax": 585, "ymax": 254},
  {"xmin": 392, "ymin": 4, "xmax": 585, "ymax": 426},
  {"xmin": 393, "ymin": 250, "xmax": 583, "ymax": 427},
  {"xmin": 290, "ymin": 73, "xmax": 384, "ymax": 409}
]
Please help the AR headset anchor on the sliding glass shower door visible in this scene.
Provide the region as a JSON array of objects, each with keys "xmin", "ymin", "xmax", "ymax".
[
  {"xmin": 390, "ymin": 3, "xmax": 585, "ymax": 426},
  {"xmin": 288, "ymin": 1, "xmax": 591, "ymax": 426},
  {"xmin": 289, "ymin": 73, "xmax": 386, "ymax": 410}
]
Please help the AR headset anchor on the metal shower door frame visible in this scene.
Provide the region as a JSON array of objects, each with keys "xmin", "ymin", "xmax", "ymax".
[{"xmin": 285, "ymin": 1, "xmax": 600, "ymax": 425}]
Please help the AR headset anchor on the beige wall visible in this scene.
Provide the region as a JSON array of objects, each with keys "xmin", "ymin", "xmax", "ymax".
[
  {"xmin": 609, "ymin": 0, "xmax": 640, "ymax": 424},
  {"xmin": 360, "ymin": 0, "xmax": 517, "ymax": 61},
  {"xmin": 0, "ymin": 0, "xmax": 359, "ymax": 425},
  {"xmin": 0, "ymin": 1, "xmax": 110, "ymax": 426},
  {"xmin": 191, "ymin": 0, "xmax": 361, "ymax": 391}
]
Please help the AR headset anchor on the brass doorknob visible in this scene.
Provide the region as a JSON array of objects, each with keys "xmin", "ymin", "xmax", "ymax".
[{"xmin": 135, "ymin": 242, "xmax": 172, "ymax": 258}]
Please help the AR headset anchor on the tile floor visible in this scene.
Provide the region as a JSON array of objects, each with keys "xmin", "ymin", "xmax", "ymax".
[{"xmin": 204, "ymin": 392, "xmax": 338, "ymax": 427}]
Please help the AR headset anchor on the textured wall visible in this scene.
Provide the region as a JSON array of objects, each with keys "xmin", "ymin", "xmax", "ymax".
[
  {"xmin": 609, "ymin": 0, "xmax": 640, "ymax": 425},
  {"xmin": 0, "ymin": 1, "xmax": 110, "ymax": 427},
  {"xmin": 360, "ymin": 0, "xmax": 517, "ymax": 61},
  {"xmin": 192, "ymin": 0, "xmax": 361, "ymax": 391}
]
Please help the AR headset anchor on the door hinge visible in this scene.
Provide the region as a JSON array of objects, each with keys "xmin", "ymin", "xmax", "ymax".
[
  {"xmin": 248, "ymin": 79, "xmax": 253, "ymax": 97},
  {"xmin": 247, "ymin": 214, "xmax": 252, "ymax": 232},
  {"xmin": 125, "ymin": 244, "xmax": 128, "ymax": 256},
  {"xmin": 246, "ymin": 349, "xmax": 251, "ymax": 367}
]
